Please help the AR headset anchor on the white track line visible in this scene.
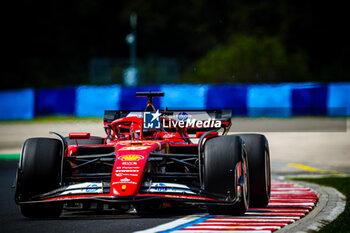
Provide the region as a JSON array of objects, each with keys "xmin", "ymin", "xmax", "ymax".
[
  {"xmin": 172, "ymin": 231, "xmax": 272, "ymax": 233},
  {"xmin": 134, "ymin": 214, "xmax": 206, "ymax": 233},
  {"xmin": 135, "ymin": 180, "xmax": 318, "ymax": 233}
]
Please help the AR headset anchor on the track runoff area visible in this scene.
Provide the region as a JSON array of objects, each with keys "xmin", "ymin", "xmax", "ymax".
[{"xmin": 136, "ymin": 180, "xmax": 318, "ymax": 233}]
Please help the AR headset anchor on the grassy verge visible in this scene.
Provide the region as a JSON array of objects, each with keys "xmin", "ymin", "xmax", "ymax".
[
  {"xmin": 0, "ymin": 154, "xmax": 20, "ymax": 160},
  {"xmin": 290, "ymin": 176, "xmax": 350, "ymax": 233}
]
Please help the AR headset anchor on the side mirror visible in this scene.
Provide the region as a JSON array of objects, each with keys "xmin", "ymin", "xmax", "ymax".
[
  {"xmin": 69, "ymin": 132, "xmax": 90, "ymax": 140},
  {"xmin": 196, "ymin": 131, "xmax": 218, "ymax": 139}
]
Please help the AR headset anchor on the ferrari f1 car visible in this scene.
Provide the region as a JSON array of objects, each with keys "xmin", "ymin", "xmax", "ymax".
[{"xmin": 15, "ymin": 91, "xmax": 270, "ymax": 218}]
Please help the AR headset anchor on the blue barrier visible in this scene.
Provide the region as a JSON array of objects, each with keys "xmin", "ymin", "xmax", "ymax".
[
  {"xmin": 35, "ymin": 87, "xmax": 76, "ymax": 116},
  {"xmin": 76, "ymin": 85, "xmax": 121, "ymax": 117},
  {"xmin": 291, "ymin": 84, "xmax": 328, "ymax": 116},
  {"xmin": 160, "ymin": 84, "xmax": 208, "ymax": 109},
  {"xmin": 247, "ymin": 84, "xmax": 292, "ymax": 117},
  {"xmin": 0, "ymin": 89, "xmax": 34, "ymax": 120},
  {"xmin": 327, "ymin": 83, "xmax": 350, "ymax": 116},
  {"xmin": 206, "ymin": 85, "xmax": 247, "ymax": 116},
  {"xmin": 1, "ymin": 83, "xmax": 349, "ymax": 120}
]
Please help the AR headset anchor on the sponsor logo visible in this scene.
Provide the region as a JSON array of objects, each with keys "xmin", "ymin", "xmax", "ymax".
[
  {"xmin": 118, "ymin": 146, "xmax": 150, "ymax": 151},
  {"xmin": 154, "ymin": 183, "xmax": 167, "ymax": 192},
  {"xmin": 112, "ymin": 181, "xmax": 137, "ymax": 185},
  {"xmin": 117, "ymin": 166, "xmax": 140, "ymax": 169},
  {"xmin": 118, "ymin": 155, "xmax": 144, "ymax": 161},
  {"xmin": 115, "ymin": 173, "xmax": 138, "ymax": 177},
  {"xmin": 143, "ymin": 110, "xmax": 161, "ymax": 129},
  {"xmin": 115, "ymin": 170, "xmax": 140, "ymax": 173},
  {"xmin": 120, "ymin": 178, "xmax": 130, "ymax": 182},
  {"xmin": 86, "ymin": 184, "xmax": 98, "ymax": 192},
  {"xmin": 162, "ymin": 133, "xmax": 178, "ymax": 139},
  {"xmin": 123, "ymin": 166, "xmax": 141, "ymax": 169},
  {"xmin": 177, "ymin": 112, "xmax": 190, "ymax": 121},
  {"xmin": 122, "ymin": 162, "xmax": 138, "ymax": 165},
  {"xmin": 163, "ymin": 119, "xmax": 221, "ymax": 128}
]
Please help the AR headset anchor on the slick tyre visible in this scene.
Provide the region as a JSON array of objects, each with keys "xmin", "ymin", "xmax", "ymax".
[
  {"xmin": 15, "ymin": 138, "xmax": 63, "ymax": 218},
  {"xmin": 65, "ymin": 136, "xmax": 105, "ymax": 146},
  {"xmin": 237, "ymin": 134, "xmax": 271, "ymax": 207},
  {"xmin": 20, "ymin": 203, "xmax": 63, "ymax": 218},
  {"xmin": 203, "ymin": 135, "xmax": 249, "ymax": 215}
]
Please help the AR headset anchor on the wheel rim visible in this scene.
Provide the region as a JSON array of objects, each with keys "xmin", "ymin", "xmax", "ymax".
[
  {"xmin": 242, "ymin": 154, "xmax": 249, "ymax": 207},
  {"xmin": 265, "ymin": 150, "xmax": 271, "ymax": 196}
]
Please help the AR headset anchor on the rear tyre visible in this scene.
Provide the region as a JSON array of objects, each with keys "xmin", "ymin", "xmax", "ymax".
[
  {"xmin": 203, "ymin": 135, "xmax": 249, "ymax": 215},
  {"xmin": 15, "ymin": 138, "xmax": 63, "ymax": 218},
  {"xmin": 65, "ymin": 136, "xmax": 105, "ymax": 146},
  {"xmin": 237, "ymin": 134, "xmax": 271, "ymax": 207}
]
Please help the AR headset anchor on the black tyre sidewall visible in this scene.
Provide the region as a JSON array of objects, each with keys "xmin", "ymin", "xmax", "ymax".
[
  {"xmin": 203, "ymin": 135, "xmax": 249, "ymax": 215},
  {"xmin": 21, "ymin": 202, "xmax": 63, "ymax": 218},
  {"xmin": 16, "ymin": 138, "xmax": 63, "ymax": 218},
  {"xmin": 237, "ymin": 134, "xmax": 271, "ymax": 207},
  {"xmin": 203, "ymin": 135, "xmax": 242, "ymax": 198},
  {"xmin": 17, "ymin": 138, "xmax": 62, "ymax": 198}
]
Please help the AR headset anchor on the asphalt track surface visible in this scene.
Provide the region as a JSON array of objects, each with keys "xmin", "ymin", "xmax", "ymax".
[
  {"xmin": 0, "ymin": 160, "xmax": 319, "ymax": 233},
  {"xmin": 0, "ymin": 118, "xmax": 349, "ymax": 233},
  {"xmin": 0, "ymin": 161, "xmax": 195, "ymax": 233}
]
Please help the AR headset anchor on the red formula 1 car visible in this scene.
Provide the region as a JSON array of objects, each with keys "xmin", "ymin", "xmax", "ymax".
[{"xmin": 15, "ymin": 91, "xmax": 271, "ymax": 218}]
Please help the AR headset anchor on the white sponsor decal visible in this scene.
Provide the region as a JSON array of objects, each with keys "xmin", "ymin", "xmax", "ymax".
[
  {"xmin": 115, "ymin": 170, "xmax": 139, "ymax": 173},
  {"xmin": 162, "ymin": 134, "xmax": 177, "ymax": 139},
  {"xmin": 60, "ymin": 182, "xmax": 103, "ymax": 195},
  {"xmin": 146, "ymin": 188, "xmax": 195, "ymax": 194},
  {"xmin": 115, "ymin": 173, "xmax": 139, "ymax": 177},
  {"xmin": 117, "ymin": 166, "xmax": 140, "ymax": 169},
  {"xmin": 122, "ymin": 162, "xmax": 138, "ymax": 165},
  {"xmin": 163, "ymin": 119, "xmax": 221, "ymax": 128},
  {"xmin": 121, "ymin": 166, "xmax": 141, "ymax": 169},
  {"xmin": 112, "ymin": 181, "xmax": 137, "ymax": 185},
  {"xmin": 142, "ymin": 182, "xmax": 195, "ymax": 194}
]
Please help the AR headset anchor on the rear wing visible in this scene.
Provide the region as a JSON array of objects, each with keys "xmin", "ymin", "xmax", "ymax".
[
  {"xmin": 104, "ymin": 110, "xmax": 232, "ymax": 122},
  {"xmin": 104, "ymin": 110, "xmax": 232, "ymax": 133}
]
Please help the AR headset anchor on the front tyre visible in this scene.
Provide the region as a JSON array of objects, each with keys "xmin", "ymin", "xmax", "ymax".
[
  {"xmin": 203, "ymin": 135, "xmax": 249, "ymax": 215},
  {"xmin": 15, "ymin": 138, "xmax": 63, "ymax": 218},
  {"xmin": 21, "ymin": 203, "xmax": 63, "ymax": 218}
]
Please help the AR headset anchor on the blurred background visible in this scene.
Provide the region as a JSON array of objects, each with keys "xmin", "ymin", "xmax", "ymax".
[{"xmin": 1, "ymin": 0, "xmax": 349, "ymax": 119}]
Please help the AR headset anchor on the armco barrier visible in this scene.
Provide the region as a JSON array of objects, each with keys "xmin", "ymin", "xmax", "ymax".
[
  {"xmin": 0, "ymin": 83, "xmax": 349, "ymax": 120},
  {"xmin": 0, "ymin": 89, "xmax": 34, "ymax": 120}
]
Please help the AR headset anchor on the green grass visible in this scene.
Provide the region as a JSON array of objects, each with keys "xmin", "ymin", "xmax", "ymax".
[
  {"xmin": 0, "ymin": 154, "xmax": 20, "ymax": 160},
  {"xmin": 290, "ymin": 176, "xmax": 350, "ymax": 233}
]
